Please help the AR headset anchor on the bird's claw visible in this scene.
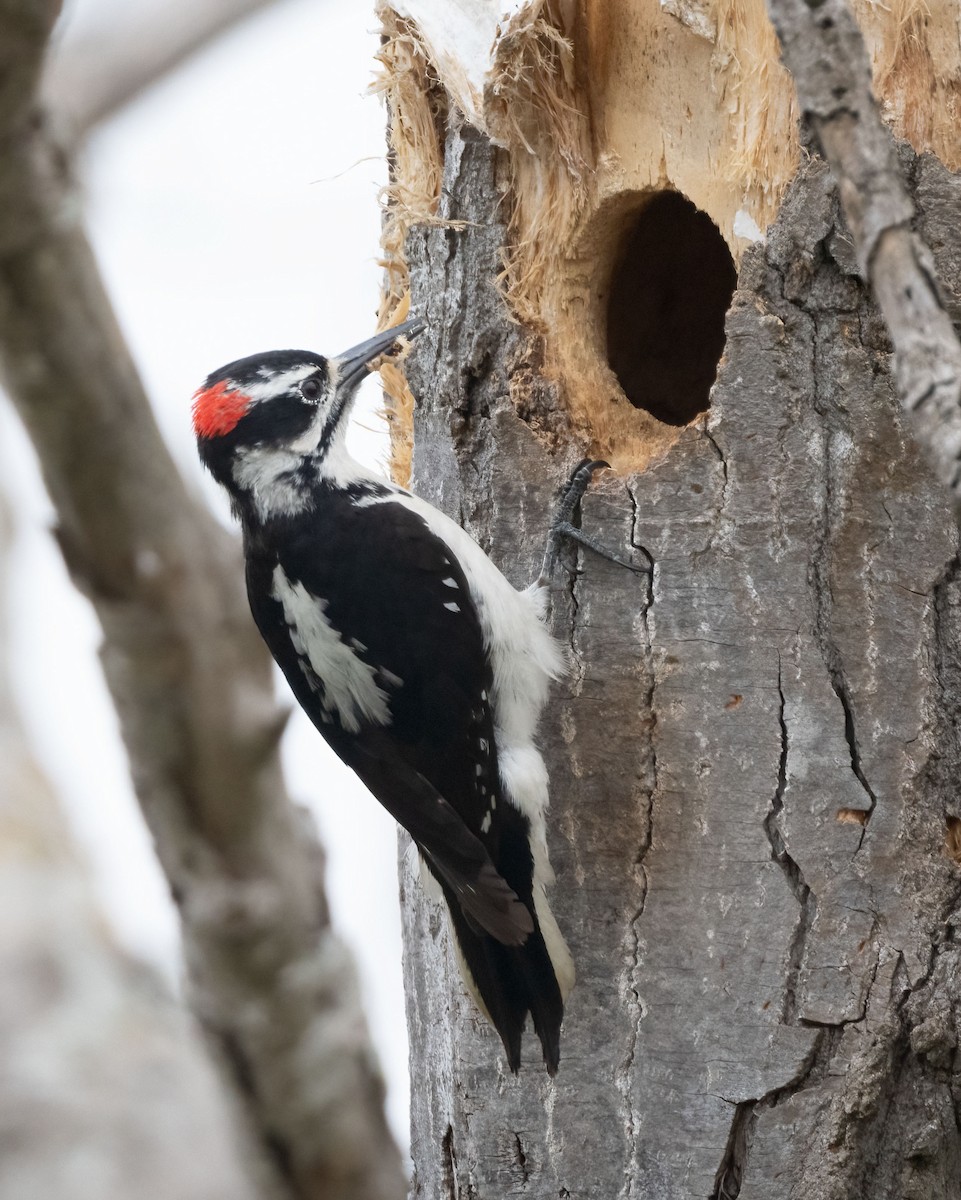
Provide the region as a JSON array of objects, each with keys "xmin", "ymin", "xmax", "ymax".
[{"xmin": 538, "ymin": 459, "xmax": 641, "ymax": 585}]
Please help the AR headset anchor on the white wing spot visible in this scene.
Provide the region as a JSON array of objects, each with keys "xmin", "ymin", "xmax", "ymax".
[
  {"xmin": 271, "ymin": 566, "xmax": 391, "ymax": 734},
  {"xmin": 444, "ymin": 601, "xmax": 460, "ymax": 613},
  {"xmin": 442, "ymin": 576, "xmax": 458, "ymax": 588},
  {"xmin": 480, "ymin": 812, "xmax": 492, "ymax": 834}
]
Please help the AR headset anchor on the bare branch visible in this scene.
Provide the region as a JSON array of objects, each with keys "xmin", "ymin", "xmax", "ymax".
[
  {"xmin": 43, "ymin": 0, "xmax": 285, "ymax": 134},
  {"xmin": 0, "ymin": 486, "xmax": 257, "ymax": 1200},
  {"xmin": 0, "ymin": 6, "xmax": 405, "ymax": 1198},
  {"xmin": 765, "ymin": 0, "xmax": 961, "ymax": 507}
]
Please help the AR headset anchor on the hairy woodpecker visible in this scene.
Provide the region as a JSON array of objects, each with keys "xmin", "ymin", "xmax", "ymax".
[{"xmin": 193, "ymin": 319, "xmax": 602, "ymax": 1074}]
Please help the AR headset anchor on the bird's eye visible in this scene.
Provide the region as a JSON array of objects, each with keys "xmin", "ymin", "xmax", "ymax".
[{"xmin": 300, "ymin": 378, "xmax": 322, "ymax": 402}]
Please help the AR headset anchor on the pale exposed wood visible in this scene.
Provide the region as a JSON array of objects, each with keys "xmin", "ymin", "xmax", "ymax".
[
  {"xmin": 0, "ymin": 4, "xmax": 405, "ymax": 1197},
  {"xmin": 375, "ymin": 12, "xmax": 446, "ymax": 486},
  {"xmin": 379, "ymin": 0, "xmax": 961, "ymax": 478},
  {"xmin": 387, "ymin": 0, "xmax": 529, "ymax": 127},
  {"xmin": 857, "ymin": 0, "xmax": 961, "ymax": 172}
]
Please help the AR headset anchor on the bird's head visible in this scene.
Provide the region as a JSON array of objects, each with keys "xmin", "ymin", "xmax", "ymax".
[{"xmin": 192, "ymin": 318, "xmax": 421, "ymax": 518}]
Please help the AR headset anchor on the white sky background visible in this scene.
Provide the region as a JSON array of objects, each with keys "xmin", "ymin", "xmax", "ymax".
[{"xmin": 1, "ymin": 0, "xmax": 411, "ymax": 1145}]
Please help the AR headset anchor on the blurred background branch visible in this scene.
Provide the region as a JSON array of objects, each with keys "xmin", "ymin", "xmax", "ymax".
[
  {"xmin": 0, "ymin": 1, "xmax": 404, "ymax": 1196},
  {"xmin": 0, "ymin": 486, "xmax": 257, "ymax": 1200},
  {"xmin": 43, "ymin": 0, "xmax": 285, "ymax": 134}
]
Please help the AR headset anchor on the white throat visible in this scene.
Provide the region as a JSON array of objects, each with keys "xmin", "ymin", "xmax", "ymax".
[
  {"xmin": 232, "ymin": 443, "xmax": 313, "ymax": 519},
  {"xmin": 231, "ymin": 410, "xmax": 384, "ymax": 520}
]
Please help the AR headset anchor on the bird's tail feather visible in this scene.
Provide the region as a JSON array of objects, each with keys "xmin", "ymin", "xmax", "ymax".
[{"xmin": 442, "ymin": 882, "xmax": 566, "ymax": 1074}]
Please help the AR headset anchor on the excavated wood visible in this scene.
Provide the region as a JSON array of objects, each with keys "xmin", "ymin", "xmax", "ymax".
[
  {"xmin": 380, "ymin": 1, "xmax": 961, "ymax": 480},
  {"xmin": 400, "ymin": 123, "xmax": 961, "ymax": 1198}
]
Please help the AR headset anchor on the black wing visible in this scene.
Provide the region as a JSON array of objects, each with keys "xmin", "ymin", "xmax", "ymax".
[
  {"xmin": 245, "ymin": 491, "xmax": 565, "ymax": 1071},
  {"xmin": 245, "ymin": 492, "xmax": 529, "ymax": 939}
]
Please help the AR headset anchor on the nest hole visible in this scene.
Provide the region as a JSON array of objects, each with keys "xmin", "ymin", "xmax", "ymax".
[{"xmin": 606, "ymin": 191, "xmax": 737, "ymax": 426}]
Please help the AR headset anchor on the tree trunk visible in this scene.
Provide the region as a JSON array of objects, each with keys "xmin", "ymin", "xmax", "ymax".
[{"xmin": 379, "ymin": 2, "xmax": 961, "ymax": 1196}]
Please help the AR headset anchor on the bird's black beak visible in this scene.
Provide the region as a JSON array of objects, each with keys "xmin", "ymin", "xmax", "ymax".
[{"xmin": 333, "ymin": 318, "xmax": 424, "ymax": 391}]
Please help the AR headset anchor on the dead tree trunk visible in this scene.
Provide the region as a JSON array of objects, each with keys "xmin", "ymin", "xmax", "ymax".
[{"xmin": 379, "ymin": 2, "xmax": 961, "ymax": 1196}]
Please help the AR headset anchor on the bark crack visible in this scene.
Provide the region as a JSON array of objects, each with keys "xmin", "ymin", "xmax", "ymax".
[
  {"xmin": 441, "ymin": 1123, "xmax": 458, "ymax": 1200},
  {"xmin": 711, "ymin": 1102, "xmax": 756, "ymax": 1200},
  {"xmin": 809, "ymin": 327, "xmax": 877, "ymax": 850},
  {"xmin": 565, "ymin": 545, "xmax": 586, "ymax": 696},
  {"xmin": 931, "ymin": 549, "xmax": 961, "ymax": 821},
  {"xmin": 614, "ymin": 481, "xmax": 658, "ymax": 1200},
  {"xmin": 764, "ymin": 649, "xmax": 815, "ymax": 1024},
  {"xmin": 767, "ymin": 0, "xmax": 961, "ymax": 507},
  {"xmin": 713, "ymin": 916, "xmax": 899, "ymax": 1198},
  {"xmin": 812, "ymin": 533, "xmax": 878, "ymax": 849},
  {"xmin": 711, "ymin": 643, "xmax": 843, "ymax": 1199},
  {"xmin": 628, "ymin": 479, "xmax": 658, "ymax": 890},
  {"xmin": 710, "ymin": 1024, "xmax": 843, "ymax": 1200},
  {"xmin": 697, "ymin": 423, "xmax": 731, "ymax": 559},
  {"xmin": 511, "ymin": 1132, "xmax": 530, "ymax": 1186}
]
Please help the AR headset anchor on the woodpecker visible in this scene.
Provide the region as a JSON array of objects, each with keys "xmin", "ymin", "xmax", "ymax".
[{"xmin": 192, "ymin": 318, "xmax": 604, "ymax": 1074}]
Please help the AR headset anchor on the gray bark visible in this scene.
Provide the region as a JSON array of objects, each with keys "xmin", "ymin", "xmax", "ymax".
[
  {"xmin": 400, "ymin": 125, "xmax": 961, "ymax": 1199},
  {"xmin": 765, "ymin": 0, "xmax": 961, "ymax": 509}
]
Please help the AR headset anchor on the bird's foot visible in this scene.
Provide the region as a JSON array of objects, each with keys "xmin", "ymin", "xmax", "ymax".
[{"xmin": 537, "ymin": 460, "xmax": 644, "ymax": 585}]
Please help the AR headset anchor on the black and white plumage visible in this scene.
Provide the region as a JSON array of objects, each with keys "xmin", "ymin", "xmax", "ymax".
[{"xmin": 193, "ymin": 320, "xmax": 575, "ymax": 1073}]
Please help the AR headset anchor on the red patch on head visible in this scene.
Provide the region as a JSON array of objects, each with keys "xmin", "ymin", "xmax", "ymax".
[{"xmin": 191, "ymin": 380, "xmax": 252, "ymax": 439}]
